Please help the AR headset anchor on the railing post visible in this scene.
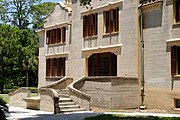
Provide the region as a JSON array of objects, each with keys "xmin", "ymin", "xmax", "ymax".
[{"xmin": 53, "ymin": 97, "xmax": 60, "ymax": 114}]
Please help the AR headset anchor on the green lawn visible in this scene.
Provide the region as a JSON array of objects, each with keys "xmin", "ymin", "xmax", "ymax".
[
  {"xmin": 85, "ymin": 114, "xmax": 180, "ymax": 120},
  {"xmin": 0, "ymin": 94, "xmax": 9, "ymax": 103}
]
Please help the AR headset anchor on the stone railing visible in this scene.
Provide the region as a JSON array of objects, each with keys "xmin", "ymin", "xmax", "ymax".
[
  {"xmin": 42, "ymin": 77, "xmax": 73, "ymax": 91},
  {"xmin": 9, "ymin": 87, "xmax": 31, "ymax": 108},
  {"xmin": 39, "ymin": 88, "xmax": 60, "ymax": 114},
  {"xmin": 68, "ymin": 77, "xmax": 91, "ymax": 110}
]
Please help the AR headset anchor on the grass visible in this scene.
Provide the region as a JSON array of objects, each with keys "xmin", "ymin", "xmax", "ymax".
[
  {"xmin": 0, "ymin": 94, "xmax": 9, "ymax": 103},
  {"xmin": 0, "ymin": 93, "xmax": 38, "ymax": 104},
  {"xmin": 85, "ymin": 114, "xmax": 180, "ymax": 120}
]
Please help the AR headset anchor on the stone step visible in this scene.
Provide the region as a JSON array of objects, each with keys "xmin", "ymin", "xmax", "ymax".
[
  {"xmin": 59, "ymin": 102, "xmax": 76, "ymax": 106},
  {"xmin": 59, "ymin": 97, "xmax": 72, "ymax": 102},
  {"xmin": 60, "ymin": 108, "xmax": 85, "ymax": 113},
  {"xmin": 60, "ymin": 105, "xmax": 80, "ymax": 109},
  {"xmin": 58, "ymin": 94, "xmax": 69, "ymax": 98}
]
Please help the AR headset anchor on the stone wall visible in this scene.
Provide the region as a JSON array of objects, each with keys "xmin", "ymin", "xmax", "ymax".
[
  {"xmin": 9, "ymin": 87, "xmax": 31, "ymax": 108},
  {"xmin": 81, "ymin": 77, "xmax": 138, "ymax": 109}
]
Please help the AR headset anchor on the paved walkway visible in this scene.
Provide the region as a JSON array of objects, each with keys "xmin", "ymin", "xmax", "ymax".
[{"xmin": 6, "ymin": 106, "xmax": 180, "ymax": 120}]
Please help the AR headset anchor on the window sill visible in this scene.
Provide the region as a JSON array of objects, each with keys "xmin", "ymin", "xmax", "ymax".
[
  {"xmin": 84, "ymin": 35, "xmax": 98, "ymax": 40},
  {"xmin": 173, "ymin": 75, "xmax": 180, "ymax": 78},
  {"xmin": 174, "ymin": 108, "xmax": 180, "ymax": 111},
  {"xmin": 47, "ymin": 42, "xmax": 66, "ymax": 46},
  {"xmin": 172, "ymin": 23, "xmax": 180, "ymax": 29},
  {"xmin": 102, "ymin": 31, "xmax": 119, "ymax": 37}
]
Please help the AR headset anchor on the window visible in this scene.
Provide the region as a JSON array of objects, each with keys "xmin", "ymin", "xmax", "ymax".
[
  {"xmin": 46, "ymin": 58, "xmax": 65, "ymax": 77},
  {"xmin": 83, "ymin": 13, "xmax": 98, "ymax": 37},
  {"xmin": 46, "ymin": 27, "xmax": 66, "ymax": 45},
  {"xmin": 175, "ymin": 99, "xmax": 180, "ymax": 108},
  {"xmin": 103, "ymin": 7, "xmax": 119, "ymax": 33},
  {"xmin": 175, "ymin": 0, "xmax": 180, "ymax": 23},
  {"xmin": 171, "ymin": 46, "xmax": 180, "ymax": 75},
  {"xmin": 88, "ymin": 52, "xmax": 117, "ymax": 76}
]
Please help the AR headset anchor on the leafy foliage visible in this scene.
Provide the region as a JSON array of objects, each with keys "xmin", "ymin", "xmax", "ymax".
[
  {"xmin": 0, "ymin": 0, "xmax": 41, "ymax": 29},
  {"xmin": 31, "ymin": 2, "xmax": 56, "ymax": 30},
  {"xmin": 0, "ymin": 96, "xmax": 8, "ymax": 119},
  {"xmin": 0, "ymin": 24, "xmax": 38, "ymax": 91}
]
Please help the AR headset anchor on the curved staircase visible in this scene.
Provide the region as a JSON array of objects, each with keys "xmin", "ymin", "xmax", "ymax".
[{"xmin": 58, "ymin": 89, "xmax": 85, "ymax": 113}]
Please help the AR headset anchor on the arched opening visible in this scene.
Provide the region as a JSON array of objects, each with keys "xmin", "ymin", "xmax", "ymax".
[{"xmin": 88, "ymin": 52, "xmax": 117, "ymax": 76}]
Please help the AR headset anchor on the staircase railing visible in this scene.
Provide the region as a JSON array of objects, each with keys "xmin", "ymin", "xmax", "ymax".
[
  {"xmin": 39, "ymin": 88, "xmax": 60, "ymax": 114},
  {"xmin": 42, "ymin": 77, "xmax": 73, "ymax": 90},
  {"xmin": 68, "ymin": 77, "xmax": 91, "ymax": 110}
]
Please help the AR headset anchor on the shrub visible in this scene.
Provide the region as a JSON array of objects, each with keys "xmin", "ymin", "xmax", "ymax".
[
  {"xmin": 0, "ymin": 97, "xmax": 8, "ymax": 120},
  {"xmin": 30, "ymin": 87, "xmax": 38, "ymax": 93}
]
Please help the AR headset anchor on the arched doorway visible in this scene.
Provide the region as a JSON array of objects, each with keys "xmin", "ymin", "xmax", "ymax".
[{"xmin": 88, "ymin": 52, "xmax": 117, "ymax": 76}]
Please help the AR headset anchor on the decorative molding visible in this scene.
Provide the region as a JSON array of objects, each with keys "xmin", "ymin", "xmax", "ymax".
[
  {"xmin": 81, "ymin": 0, "xmax": 123, "ymax": 16},
  {"xmin": 44, "ymin": 21, "xmax": 71, "ymax": 30},
  {"xmin": 82, "ymin": 44, "xmax": 122, "ymax": 58},
  {"xmin": 45, "ymin": 52, "xmax": 69, "ymax": 58},
  {"xmin": 142, "ymin": 0, "xmax": 163, "ymax": 10}
]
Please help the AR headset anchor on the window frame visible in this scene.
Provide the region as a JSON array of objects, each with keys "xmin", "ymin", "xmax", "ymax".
[
  {"xmin": 46, "ymin": 27, "xmax": 66, "ymax": 45},
  {"xmin": 46, "ymin": 58, "xmax": 66, "ymax": 77},
  {"xmin": 103, "ymin": 7, "xmax": 119, "ymax": 34},
  {"xmin": 174, "ymin": 0, "xmax": 180, "ymax": 23},
  {"xmin": 83, "ymin": 13, "xmax": 98, "ymax": 38},
  {"xmin": 171, "ymin": 46, "xmax": 180, "ymax": 76}
]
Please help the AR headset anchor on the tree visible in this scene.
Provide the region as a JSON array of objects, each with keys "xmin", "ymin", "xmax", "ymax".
[
  {"xmin": 0, "ymin": 0, "xmax": 41, "ymax": 29},
  {"xmin": 0, "ymin": 24, "xmax": 38, "ymax": 91},
  {"xmin": 31, "ymin": 2, "xmax": 56, "ymax": 30}
]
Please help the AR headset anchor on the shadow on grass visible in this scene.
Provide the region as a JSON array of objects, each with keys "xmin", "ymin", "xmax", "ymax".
[
  {"xmin": 85, "ymin": 114, "xmax": 180, "ymax": 120},
  {"xmin": 17, "ymin": 112, "xmax": 101, "ymax": 120}
]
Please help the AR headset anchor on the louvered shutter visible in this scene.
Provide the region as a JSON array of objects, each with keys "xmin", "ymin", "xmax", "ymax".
[
  {"xmin": 57, "ymin": 28, "xmax": 61, "ymax": 43},
  {"xmin": 62, "ymin": 27, "xmax": 66, "ymax": 43},
  {"xmin": 46, "ymin": 59, "xmax": 50, "ymax": 77},
  {"xmin": 46, "ymin": 31, "xmax": 50, "ymax": 44},
  {"xmin": 171, "ymin": 46, "xmax": 177, "ymax": 75},
  {"xmin": 83, "ymin": 16, "xmax": 87, "ymax": 37},
  {"xmin": 94, "ymin": 13, "xmax": 98, "ymax": 35},
  {"xmin": 116, "ymin": 7, "xmax": 119, "ymax": 32},
  {"xmin": 176, "ymin": 1, "xmax": 180, "ymax": 22}
]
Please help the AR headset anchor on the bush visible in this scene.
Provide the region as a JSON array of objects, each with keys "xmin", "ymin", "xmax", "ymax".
[
  {"xmin": 0, "ymin": 97, "xmax": 8, "ymax": 120},
  {"xmin": 2, "ymin": 89, "xmax": 14, "ymax": 94},
  {"xmin": 30, "ymin": 87, "xmax": 38, "ymax": 93}
]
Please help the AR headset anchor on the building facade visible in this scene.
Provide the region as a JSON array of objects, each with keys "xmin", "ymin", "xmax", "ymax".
[{"xmin": 38, "ymin": 0, "xmax": 180, "ymax": 110}]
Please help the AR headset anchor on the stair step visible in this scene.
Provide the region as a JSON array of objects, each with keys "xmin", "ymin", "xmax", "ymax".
[
  {"xmin": 59, "ymin": 97, "xmax": 72, "ymax": 102},
  {"xmin": 58, "ymin": 94, "xmax": 69, "ymax": 98},
  {"xmin": 60, "ymin": 105, "xmax": 80, "ymax": 109},
  {"xmin": 60, "ymin": 108, "xmax": 85, "ymax": 113},
  {"xmin": 59, "ymin": 102, "xmax": 76, "ymax": 106}
]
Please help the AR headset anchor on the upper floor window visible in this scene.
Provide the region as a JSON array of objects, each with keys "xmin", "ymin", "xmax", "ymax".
[
  {"xmin": 103, "ymin": 7, "xmax": 119, "ymax": 33},
  {"xmin": 171, "ymin": 46, "xmax": 180, "ymax": 76},
  {"xmin": 83, "ymin": 13, "xmax": 98, "ymax": 38},
  {"xmin": 175, "ymin": 0, "xmax": 180, "ymax": 23},
  {"xmin": 46, "ymin": 58, "xmax": 65, "ymax": 77},
  {"xmin": 46, "ymin": 27, "xmax": 66, "ymax": 45}
]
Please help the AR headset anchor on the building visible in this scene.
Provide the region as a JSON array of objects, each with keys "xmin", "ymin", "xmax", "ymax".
[{"xmin": 38, "ymin": 0, "xmax": 180, "ymax": 110}]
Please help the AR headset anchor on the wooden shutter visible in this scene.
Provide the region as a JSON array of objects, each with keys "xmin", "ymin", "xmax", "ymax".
[
  {"xmin": 62, "ymin": 58, "xmax": 65, "ymax": 76},
  {"xmin": 57, "ymin": 58, "xmax": 61, "ymax": 76},
  {"xmin": 46, "ymin": 59, "xmax": 50, "ymax": 77},
  {"xmin": 57, "ymin": 28, "xmax": 61, "ymax": 43},
  {"xmin": 50, "ymin": 30, "xmax": 53, "ymax": 44},
  {"xmin": 171, "ymin": 46, "xmax": 177, "ymax": 75},
  {"xmin": 115, "ymin": 7, "xmax": 119, "ymax": 32},
  {"xmin": 62, "ymin": 27, "xmax": 66, "ymax": 43},
  {"xmin": 176, "ymin": 0, "xmax": 180, "ymax": 22},
  {"xmin": 46, "ymin": 31, "xmax": 50, "ymax": 45},
  {"xmin": 51, "ymin": 58, "xmax": 56, "ymax": 76},
  {"xmin": 110, "ymin": 9, "xmax": 114, "ymax": 33},
  {"xmin": 83, "ymin": 16, "xmax": 87, "ymax": 37},
  {"xmin": 93, "ymin": 13, "xmax": 98, "ymax": 35}
]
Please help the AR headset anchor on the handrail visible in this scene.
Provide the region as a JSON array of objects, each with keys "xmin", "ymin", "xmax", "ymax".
[
  {"xmin": 68, "ymin": 77, "xmax": 91, "ymax": 100},
  {"xmin": 9, "ymin": 87, "xmax": 31, "ymax": 97},
  {"xmin": 42, "ymin": 77, "xmax": 73, "ymax": 90},
  {"xmin": 39, "ymin": 88, "xmax": 60, "ymax": 114}
]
